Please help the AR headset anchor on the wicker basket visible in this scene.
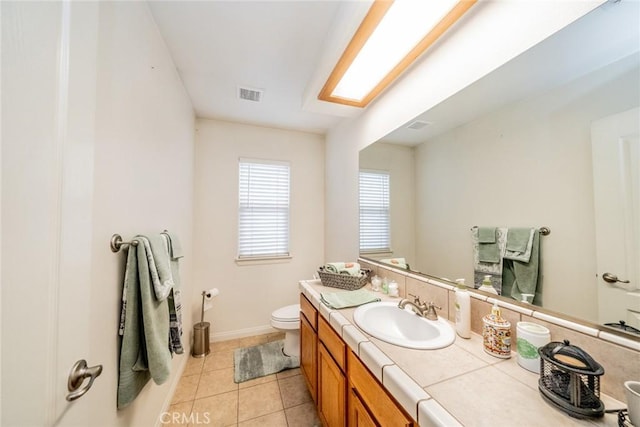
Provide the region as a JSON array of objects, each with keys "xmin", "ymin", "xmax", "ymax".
[{"xmin": 317, "ymin": 267, "xmax": 371, "ymax": 290}]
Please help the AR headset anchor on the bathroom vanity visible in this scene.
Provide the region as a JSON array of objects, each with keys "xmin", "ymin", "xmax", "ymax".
[
  {"xmin": 299, "ymin": 275, "xmax": 632, "ymax": 426},
  {"xmin": 300, "ymin": 291, "xmax": 414, "ymax": 426}
]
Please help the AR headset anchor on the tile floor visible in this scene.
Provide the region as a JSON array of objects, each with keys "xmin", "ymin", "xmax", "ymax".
[{"xmin": 162, "ymin": 332, "xmax": 321, "ymax": 427}]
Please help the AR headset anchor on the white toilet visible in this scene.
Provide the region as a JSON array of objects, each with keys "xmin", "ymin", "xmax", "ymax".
[{"xmin": 270, "ymin": 304, "xmax": 300, "ymax": 357}]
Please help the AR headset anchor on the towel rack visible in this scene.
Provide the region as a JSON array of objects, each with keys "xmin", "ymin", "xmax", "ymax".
[
  {"xmin": 471, "ymin": 226, "xmax": 551, "ymax": 236},
  {"xmin": 110, "ymin": 234, "xmax": 139, "ymax": 253}
]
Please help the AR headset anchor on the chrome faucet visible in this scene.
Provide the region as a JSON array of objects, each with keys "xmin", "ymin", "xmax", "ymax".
[{"xmin": 398, "ymin": 294, "xmax": 441, "ymax": 321}]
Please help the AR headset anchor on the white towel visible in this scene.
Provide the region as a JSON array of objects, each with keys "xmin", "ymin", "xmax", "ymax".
[{"xmin": 324, "ymin": 262, "xmax": 361, "ymax": 276}]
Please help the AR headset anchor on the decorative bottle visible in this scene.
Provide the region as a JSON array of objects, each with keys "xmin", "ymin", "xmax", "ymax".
[
  {"xmin": 454, "ymin": 279, "xmax": 471, "ymax": 339},
  {"xmin": 480, "ymin": 275, "xmax": 499, "ymax": 295},
  {"xmin": 482, "ymin": 301, "xmax": 511, "ymax": 358}
]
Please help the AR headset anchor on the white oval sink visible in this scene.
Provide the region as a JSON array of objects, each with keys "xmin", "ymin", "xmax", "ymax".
[{"xmin": 353, "ymin": 301, "xmax": 455, "ymax": 350}]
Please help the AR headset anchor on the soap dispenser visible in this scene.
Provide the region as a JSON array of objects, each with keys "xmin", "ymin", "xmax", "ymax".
[
  {"xmin": 482, "ymin": 301, "xmax": 511, "ymax": 358},
  {"xmin": 454, "ymin": 279, "xmax": 471, "ymax": 339},
  {"xmin": 479, "ymin": 275, "xmax": 499, "ymax": 295}
]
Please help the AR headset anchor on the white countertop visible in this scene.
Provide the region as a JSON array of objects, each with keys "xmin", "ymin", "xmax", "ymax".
[{"xmin": 300, "ymin": 279, "xmax": 625, "ymax": 427}]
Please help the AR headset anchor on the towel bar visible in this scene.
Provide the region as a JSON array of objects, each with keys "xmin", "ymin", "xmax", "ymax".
[
  {"xmin": 471, "ymin": 226, "xmax": 550, "ymax": 236},
  {"xmin": 110, "ymin": 234, "xmax": 139, "ymax": 253}
]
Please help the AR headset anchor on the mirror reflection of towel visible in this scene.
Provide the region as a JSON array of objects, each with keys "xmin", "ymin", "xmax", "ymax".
[
  {"xmin": 503, "ymin": 230, "xmax": 541, "ymax": 304},
  {"xmin": 477, "ymin": 227, "xmax": 500, "ymax": 263},
  {"xmin": 478, "ymin": 227, "xmax": 496, "ymax": 243},
  {"xmin": 380, "ymin": 258, "xmax": 408, "ymax": 269},
  {"xmin": 504, "ymin": 228, "xmax": 535, "ymax": 263},
  {"xmin": 472, "ymin": 227, "xmax": 507, "ymax": 293}
]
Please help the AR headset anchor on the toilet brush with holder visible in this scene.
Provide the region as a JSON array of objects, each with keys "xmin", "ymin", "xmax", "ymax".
[{"xmin": 192, "ymin": 288, "xmax": 219, "ymax": 358}]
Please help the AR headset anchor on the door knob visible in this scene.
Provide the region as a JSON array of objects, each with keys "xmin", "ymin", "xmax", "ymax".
[
  {"xmin": 66, "ymin": 359, "xmax": 103, "ymax": 401},
  {"xmin": 602, "ymin": 272, "xmax": 630, "ymax": 284}
]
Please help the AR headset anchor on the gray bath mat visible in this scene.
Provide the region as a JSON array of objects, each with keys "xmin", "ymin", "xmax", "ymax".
[{"xmin": 233, "ymin": 340, "xmax": 300, "ymax": 383}]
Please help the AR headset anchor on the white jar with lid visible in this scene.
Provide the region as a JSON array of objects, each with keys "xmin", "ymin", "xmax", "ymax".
[{"xmin": 516, "ymin": 321, "xmax": 551, "ymax": 373}]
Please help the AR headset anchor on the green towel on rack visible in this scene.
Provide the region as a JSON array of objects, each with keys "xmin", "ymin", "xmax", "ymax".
[
  {"xmin": 118, "ymin": 239, "xmax": 171, "ymax": 409},
  {"xmin": 477, "ymin": 227, "xmax": 500, "ymax": 263},
  {"xmin": 503, "ymin": 230, "xmax": 541, "ymax": 304},
  {"xmin": 477, "ymin": 227, "xmax": 496, "ymax": 243},
  {"xmin": 504, "ymin": 228, "xmax": 535, "ymax": 262},
  {"xmin": 320, "ymin": 289, "xmax": 380, "ymax": 309}
]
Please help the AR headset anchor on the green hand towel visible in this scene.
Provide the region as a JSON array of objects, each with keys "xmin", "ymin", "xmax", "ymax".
[
  {"xmin": 118, "ymin": 246, "xmax": 151, "ymax": 409},
  {"xmin": 478, "ymin": 243, "xmax": 500, "ymax": 263},
  {"xmin": 147, "ymin": 234, "xmax": 174, "ymax": 301},
  {"xmin": 504, "ymin": 228, "xmax": 535, "ymax": 262},
  {"xmin": 162, "ymin": 230, "xmax": 184, "ymax": 259},
  {"xmin": 117, "ymin": 239, "xmax": 172, "ymax": 410},
  {"xmin": 320, "ymin": 289, "xmax": 380, "ymax": 309},
  {"xmin": 478, "ymin": 227, "xmax": 496, "ymax": 243},
  {"xmin": 503, "ymin": 231, "xmax": 541, "ymax": 304},
  {"xmin": 136, "ymin": 241, "xmax": 171, "ymax": 385},
  {"xmin": 506, "ymin": 228, "xmax": 532, "ymax": 252},
  {"xmin": 476, "ymin": 227, "xmax": 500, "ymax": 263}
]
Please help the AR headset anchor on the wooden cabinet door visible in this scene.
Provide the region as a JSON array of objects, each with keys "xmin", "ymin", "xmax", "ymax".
[
  {"xmin": 300, "ymin": 313, "xmax": 317, "ymax": 403},
  {"xmin": 348, "ymin": 351, "xmax": 414, "ymax": 427},
  {"xmin": 349, "ymin": 388, "xmax": 378, "ymax": 427},
  {"xmin": 318, "ymin": 343, "xmax": 346, "ymax": 427}
]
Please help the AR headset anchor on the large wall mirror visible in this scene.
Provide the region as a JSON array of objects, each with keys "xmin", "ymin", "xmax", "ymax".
[{"xmin": 359, "ymin": 1, "xmax": 640, "ymax": 337}]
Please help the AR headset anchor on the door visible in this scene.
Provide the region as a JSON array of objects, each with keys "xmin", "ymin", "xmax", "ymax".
[
  {"xmin": 591, "ymin": 107, "xmax": 640, "ymax": 327},
  {"xmin": 349, "ymin": 389, "xmax": 378, "ymax": 427},
  {"xmin": 318, "ymin": 343, "xmax": 346, "ymax": 427},
  {"xmin": 300, "ymin": 312, "xmax": 317, "ymax": 403},
  {"xmin": 2, "ymin": 2, "xmax": 99, "ymax": 425}
]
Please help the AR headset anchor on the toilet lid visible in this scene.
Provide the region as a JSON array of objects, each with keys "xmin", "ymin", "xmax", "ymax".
[{"xmin": 272, "ymin": 304, "xmax": 300, "ymax": 322}]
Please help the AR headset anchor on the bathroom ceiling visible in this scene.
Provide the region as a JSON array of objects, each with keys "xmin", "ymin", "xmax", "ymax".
[
  {"xmin": 147, "ymin": 1, "xmax": 636, "ymax": 138},
  {"xmin": 379, "ymin": 1, "xmax": 640, "ymax": 146},
  {"xmin": 148, "ymin": 1, "xmax": 370, "ymax": 134}
]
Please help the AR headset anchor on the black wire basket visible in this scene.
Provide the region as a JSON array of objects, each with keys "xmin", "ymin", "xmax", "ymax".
[{"xmin": 538, "ymin": 340, "xmax": 605, "ymax": 419}]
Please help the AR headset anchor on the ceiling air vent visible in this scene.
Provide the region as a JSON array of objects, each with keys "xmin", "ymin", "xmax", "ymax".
[
  {"xmin": 407, "ymin": 120, "xmax": 431, "ymax": 130},
  {"xmin": 238, "ymin": 86, "xmax": 263, "ymax": 102}
]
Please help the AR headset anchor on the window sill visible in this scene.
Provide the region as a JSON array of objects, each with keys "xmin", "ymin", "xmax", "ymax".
[{"xmin": 235, "ymin": 255, "xmax": 292, "ymax": 266}]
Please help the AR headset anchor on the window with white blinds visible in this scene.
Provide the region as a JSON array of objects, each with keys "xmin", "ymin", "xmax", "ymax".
[
  {"xmin": 359, "ymin": 170, "xmax": 390, "ymax": 252},
  {"xmin": 238, "ymin": 159, "xmax": 290, "ymax": 259}
]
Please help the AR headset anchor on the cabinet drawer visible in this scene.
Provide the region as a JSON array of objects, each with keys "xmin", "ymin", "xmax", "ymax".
[
  {"xmin": 300, "ymin": 293, "xmax": 317, "ymax": 330},
  {"xmin": 348, "ymin": 351, "xmax": 414, "ymax": 427},
  {"xmin": 318, "ymin": 315, "xmax": 346, "ymax": 371}
]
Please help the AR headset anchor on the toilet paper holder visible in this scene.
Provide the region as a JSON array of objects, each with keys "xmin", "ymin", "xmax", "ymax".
[{"xmin": 193, "ymin": 288, "xmax": 219, "ymax": 358}]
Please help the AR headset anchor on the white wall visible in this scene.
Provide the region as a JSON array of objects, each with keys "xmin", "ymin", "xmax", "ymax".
[
  {"xmin": 89, "ymin": 3, "xmax": 195, "ymax": 426},
  {"xmin": 324, "ymin": 1, "xmax": 602, "ymax": 261},
  {"xmin": 359, "ymin": 143, "xmax": 415, "ymax": 265},
  {"xmin": 414, "ymin": 58, "xmax": 639, "ymax": 322},
  {"xmin": 194, "ymin": 119, "xmax": 324, "ymax": 339},
  {"xmin": 2, "ymin": 2, "xmax": 194, "ymax": 426}
]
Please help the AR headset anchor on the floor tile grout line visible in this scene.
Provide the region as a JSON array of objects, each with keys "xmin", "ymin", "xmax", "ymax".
[{"xmin": 276, "ymin": 374, "xmax": 287, "ymax": 422}]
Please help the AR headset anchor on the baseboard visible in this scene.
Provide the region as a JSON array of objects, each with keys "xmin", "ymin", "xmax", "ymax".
[{"xmin": 210, "ymin": 324, "xmax": 277, "ymax": 342}]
